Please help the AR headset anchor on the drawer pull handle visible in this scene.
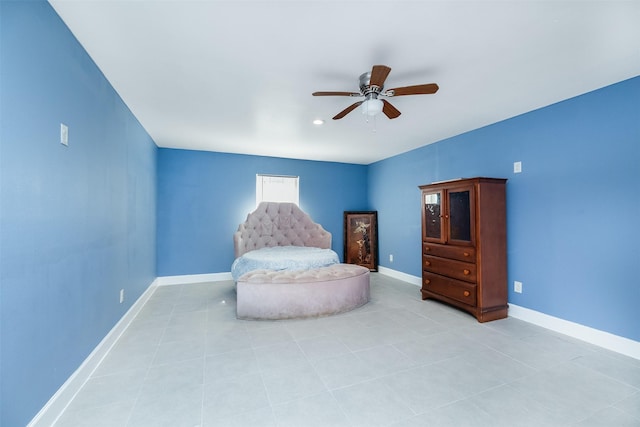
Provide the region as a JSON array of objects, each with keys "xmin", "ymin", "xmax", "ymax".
[
  {"xmin": 463, "ymin": 269, "xmax": 470, "ymax": 275},
  {"xmin": 425, "ymin": 279, "xmax": 431, "ymax": 285},
  {"xmin": 425, "ymin": 247, "xmax": 430, "ymax": 251},
  {"xmin": 463, "ymin": 291, "xmax": 470, "ymax": 297},
  {"xmin": 425, "ymin": 261, "xmax": 431, "ymax": 266},
  {"xmin": 463, "ymin": 252, "xmax": 470, "ymax": 257}
]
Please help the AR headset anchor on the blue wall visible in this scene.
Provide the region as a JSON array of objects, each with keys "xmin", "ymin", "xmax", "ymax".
[
  {"xmin": 369, "ymin": 76, "xmax": 640, "ymax": 342},
  {"xmin": 157, "ymin": 149, "xmax": 368, "ymax": 276},
  {"xmin": 0, "ymin": 2, "xmax": 157, "ymax": 426}
]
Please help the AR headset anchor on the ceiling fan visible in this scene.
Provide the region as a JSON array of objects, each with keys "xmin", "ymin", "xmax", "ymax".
[{"xmin": 312, "ymin": 65, "xmax": 439, "ymax": 120}]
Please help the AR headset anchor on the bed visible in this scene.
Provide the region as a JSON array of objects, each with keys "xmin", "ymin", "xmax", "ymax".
[
  {"xmin": 232, "ymin": 202, "xmax": 370, "ymax": 319},
  {"xmin": 232, "ymin": 202, "xmax": 339, "ymax": 280}
]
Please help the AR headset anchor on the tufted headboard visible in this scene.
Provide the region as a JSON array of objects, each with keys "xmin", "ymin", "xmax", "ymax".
[{"xmin": 233, "ymin": 202, "xmax": 332, "ymax": 258}]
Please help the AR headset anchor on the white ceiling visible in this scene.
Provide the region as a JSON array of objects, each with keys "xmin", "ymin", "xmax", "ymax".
[{"xmin": 49, "ymin": 1, "xmax": 640, "ymax": 165}]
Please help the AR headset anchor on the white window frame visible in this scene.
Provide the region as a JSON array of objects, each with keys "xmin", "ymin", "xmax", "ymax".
[{"xmin": 256, "ymin": 174, "xmax": 299, "ymax": 206}]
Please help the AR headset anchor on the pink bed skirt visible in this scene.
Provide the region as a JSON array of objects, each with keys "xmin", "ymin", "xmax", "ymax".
[{"xmin": 236, "ymin": 264, "xmax": 370, "ymax": 320}]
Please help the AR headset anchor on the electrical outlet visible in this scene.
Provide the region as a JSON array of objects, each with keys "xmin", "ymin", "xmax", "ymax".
[
  {"xmin": 389, "ymin": 254, "xmax": 394, "ymax": 263},
  {"xmin": 514, "ymin": 281, "xmax": 523, "ymax": 293},
  {"xmin": 119, "ymin": 289, "xmax": 124, "ymax": 304}
]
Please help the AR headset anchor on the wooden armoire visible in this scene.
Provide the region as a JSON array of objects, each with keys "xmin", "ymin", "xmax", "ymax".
[{"xmin": 419, "ymin": 177, "xmax": 508, "ymax": 322}]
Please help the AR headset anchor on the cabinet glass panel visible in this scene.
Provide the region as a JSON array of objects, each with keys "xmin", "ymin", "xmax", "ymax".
[
  {"xmin": 448, "ymin": 190, "xmax": 471, "ymax": 242},
  {"xmin": 424, "ymin": 192, "xmax": 442, "ymax": 239}
]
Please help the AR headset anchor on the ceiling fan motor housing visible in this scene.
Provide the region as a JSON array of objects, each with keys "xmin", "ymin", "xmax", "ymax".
[{"xmin": 359, "ymin": 72, "xmax": 382, "ymax": 98}]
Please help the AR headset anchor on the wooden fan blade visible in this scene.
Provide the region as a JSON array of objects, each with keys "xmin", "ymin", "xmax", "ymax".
[
  {"xmin": 313, "ymin": 91, "xmax": 361, "ymax": 97},
  {"xmin": 382, "ymin": 100, "xmax": 401, "ymax": 119},
  {"xmin": 333, "ymin": 101, "xmax": 363, "ymax": 120},
  {"xmin": 369, "ymin": 65, "xmax": 392, "ymax": 88},
  {"xmin": 384, "ymin": 83, "xmax": 439, "ymax": 97}
]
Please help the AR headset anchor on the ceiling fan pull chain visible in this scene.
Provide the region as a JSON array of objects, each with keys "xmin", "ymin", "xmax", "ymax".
[{"xmin": 367, "ymin": 113, "xmax": 378, "ymax": 133}]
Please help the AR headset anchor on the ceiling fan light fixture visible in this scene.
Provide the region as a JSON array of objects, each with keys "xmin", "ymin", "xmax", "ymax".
[{"xmin": 361, "ymin": 98, "xmax": 383, "ymax": 116}]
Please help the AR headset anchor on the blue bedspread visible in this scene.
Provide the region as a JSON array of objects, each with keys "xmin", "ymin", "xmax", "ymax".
[{"xmin": 231, "ymin": 246, "xmax": 339, "ymax": 281}]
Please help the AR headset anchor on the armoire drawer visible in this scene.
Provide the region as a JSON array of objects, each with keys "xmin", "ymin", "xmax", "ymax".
[
  {"xmin": 423, "ymin": 243, "xmax": 475, "ymax": 263},
  {"xmin": 422, "ymin": 272, "xmax": 477, "ymax": 306},
  {"xmin": 423, "ymin": 255, "xmax": 476, "ymax": 283}
]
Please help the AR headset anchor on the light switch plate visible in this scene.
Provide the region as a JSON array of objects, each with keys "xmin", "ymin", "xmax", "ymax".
[
  {"xmin": 513, "ymin": 161, "xmax": 522, "ymax": 173},
  {"xmin": 60, "ymin": 123, "xmax": 68, "ymax": 146}
]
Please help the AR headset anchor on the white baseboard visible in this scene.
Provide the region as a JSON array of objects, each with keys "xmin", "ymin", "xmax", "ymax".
[
  {"xmin": 28, "ymin": 278, "xmax": 159, "ymax": 427},
  {"xmin": 377, "ymin": 266, "xmax": 421, "ymax": 287},
  {"xmin": 156, "ymin": 272, "xmax": 233, "ymax": 286},
  {"xmin": 377, "ymin": 267, "xmax": 639, "ymax": 360},
  {"xmin": 508, "ymin": 304, "xmax": 640, "ymax": 360}
]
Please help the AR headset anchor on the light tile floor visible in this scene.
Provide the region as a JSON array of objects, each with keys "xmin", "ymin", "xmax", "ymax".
[{"xmin": 54, "ymin": 273, "xmax": 640, "ymax": 427}]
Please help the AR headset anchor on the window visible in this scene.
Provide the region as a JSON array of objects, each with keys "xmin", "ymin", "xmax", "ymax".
[{"xmin": 256, "ymin": 174, "xmax": 299, "ymax": 206}]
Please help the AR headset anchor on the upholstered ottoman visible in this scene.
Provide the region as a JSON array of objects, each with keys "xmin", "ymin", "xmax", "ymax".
[{"xmin": 236, "ymin": 264, "xmax": 370, "ymax": 320}]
